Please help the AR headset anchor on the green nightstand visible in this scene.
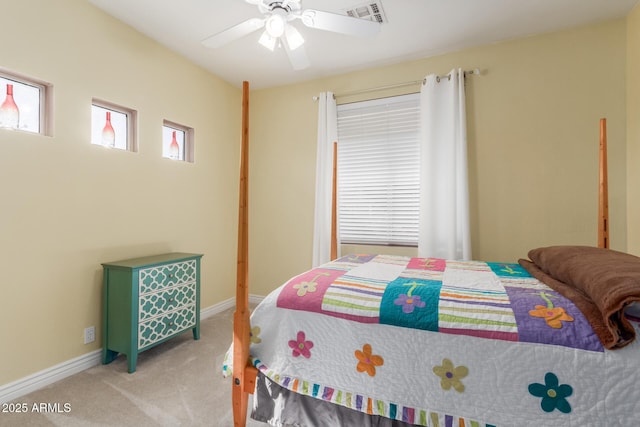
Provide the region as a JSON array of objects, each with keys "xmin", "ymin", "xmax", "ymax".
[{"xmin": 101, "ymin": 252, "xmax": 203, "ymax": 373}]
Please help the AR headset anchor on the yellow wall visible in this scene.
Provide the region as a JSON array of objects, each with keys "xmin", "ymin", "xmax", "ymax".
[
  {"xmin": 0, "ymin": 0, "xmax": 240, "ymax": 385},
  {"xmin": 628, "ymin": 4, "xmax": 640, "ymax": 255},
  {"xmin": 249, "ymin": 19, "xmax": 628, "ymax": 296},
  {"xmin": 0, "ymin": 1, "xmax": 634, "ymax": 388}
]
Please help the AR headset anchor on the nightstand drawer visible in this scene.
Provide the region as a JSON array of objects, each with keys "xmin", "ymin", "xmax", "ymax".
[
  {"xmin": 139, "ymin": 259, "xmax": 197, "ymax": 294},
  {"xmin": 138, "ymin": 282, "xmax": 196, "ymax": 322},
  {"xmin": 138, "ymin": 305, "xmax": 196, "ymax": 350}
]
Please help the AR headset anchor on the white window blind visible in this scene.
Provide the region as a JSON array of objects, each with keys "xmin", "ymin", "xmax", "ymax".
[{"xmin": 337, "ymin": 92, "xmax": 420, "ymax": 246}]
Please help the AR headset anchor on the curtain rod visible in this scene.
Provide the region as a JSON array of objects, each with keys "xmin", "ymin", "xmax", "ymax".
[
  {"xmin": 313, "ymin": 68, "xmax": 481, "ymax": 101},
  {"xmin": 333, "ymin": 79, "xmax": 423, "ymax": 99}
]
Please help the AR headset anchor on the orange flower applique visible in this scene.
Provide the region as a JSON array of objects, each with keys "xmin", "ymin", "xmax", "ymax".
[
  {"xmin": 529, "ymin": 292, "xmax": 574, "ymax": 329},
  {"xmin": 355, "ymin": 344, "xmax": 384, "ymax": 377}
]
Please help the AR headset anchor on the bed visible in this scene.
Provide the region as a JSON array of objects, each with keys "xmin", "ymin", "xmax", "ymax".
[{"xmin": 225, "ymin": 82, "xmax": 640, "ymax": 426}]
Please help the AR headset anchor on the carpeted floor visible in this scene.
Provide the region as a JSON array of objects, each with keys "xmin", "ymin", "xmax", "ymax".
[{"xmin": 0, "ymin": 307, "xmax": 266, "ymax": 427}]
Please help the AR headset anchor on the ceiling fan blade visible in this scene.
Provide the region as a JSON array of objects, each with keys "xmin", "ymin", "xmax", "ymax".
[
  {"xmin": 300, "ymin": 9, "xmax": 380, "ymax": 37},
  {"xmin": 284, "ymin": 40, "xmax": 310, "ymax": 70},
  {"xmin": 201, "ymin": 18, "xmax": 265, "ymax": 48}
]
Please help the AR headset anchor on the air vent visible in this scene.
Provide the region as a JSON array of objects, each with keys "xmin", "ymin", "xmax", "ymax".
[{"xmin": 343, "ymin": 1, "xmax": 387, "ymax": 24}]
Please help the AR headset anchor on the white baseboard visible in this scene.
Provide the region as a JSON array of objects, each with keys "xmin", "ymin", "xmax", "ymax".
[
  {"xmin": 200, "ymin": 296, "xmax": 235, "ymax": 319},
  {"xmin": 199, "ymin": 294, "xmax": 264, "ymax": 319},
  {"xmin": 0, "ymin": 349, "xmax": 102, "ymax": 404},
  {"xmin": 0, "ymin": 295, "xmax": 265, "ymax": 404},
  {"xmin": 249, "ymin": 294, "xmax": 265, "ymax": 305}
]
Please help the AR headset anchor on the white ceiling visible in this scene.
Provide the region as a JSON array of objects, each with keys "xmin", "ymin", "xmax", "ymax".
[{"xmin": 87, "ymin": 0, "xmax": 638, "ymax": 89}]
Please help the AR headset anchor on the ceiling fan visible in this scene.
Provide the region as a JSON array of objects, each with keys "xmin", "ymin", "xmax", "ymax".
[{"xmin": 201, "ymin": 0, "xmax": 381, "ymax": 70}]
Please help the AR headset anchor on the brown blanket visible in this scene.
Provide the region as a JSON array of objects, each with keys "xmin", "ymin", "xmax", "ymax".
[{"xmin": 518, "ymin": 246, "xmax": 640, "ymax": 349}]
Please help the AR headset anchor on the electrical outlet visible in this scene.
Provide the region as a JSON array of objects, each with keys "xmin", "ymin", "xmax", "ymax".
[{"xmin": 84, "ymin": 326, "xmax": 95, "ymax": 344}]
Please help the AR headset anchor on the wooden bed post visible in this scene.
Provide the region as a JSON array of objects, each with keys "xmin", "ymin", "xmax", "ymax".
[
  {"xmin": 330, "ymin": 141, "xmax": 338, "ymax": 261},
  {"xmin": 232, "ymin": 81, "xmax": 258, "ymax": 427},
  {"xmin": 598, "ymin": 118, "xmax": 609, "ymax": 249}
]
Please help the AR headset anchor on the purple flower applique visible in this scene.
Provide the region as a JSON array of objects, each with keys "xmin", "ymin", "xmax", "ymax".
[{"xmin": 394, "ymin": 282, "xmax": 426, "ymax": 314}]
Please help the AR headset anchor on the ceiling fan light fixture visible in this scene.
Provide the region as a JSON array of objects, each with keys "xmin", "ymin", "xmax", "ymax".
[
  {"xmin": 265, "ymin": 12, "xmax": 286, "ymax": 38},
  {"xmin": 301, "ymin": 10, "xmax": 315, "ymax": 27},
  {"xmin": 258, "ymin": 30, "xmax": 277, "ymax": 51},
  {"xmin": 285, "ymin": 25, "xmax": 304, "ymax": 50},
  {"xmin": 203, "ymin": 0, "xmax": 379, "ymax": 71}
]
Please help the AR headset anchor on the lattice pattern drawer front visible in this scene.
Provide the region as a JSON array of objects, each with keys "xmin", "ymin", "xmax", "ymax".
[
  {"xmin": 139, "ymin": 259, "xmax": 197, "ymax": 294},
  {"xmin": 138, "ymin": 305, "xmax": 196, "ymax": 349},
  {"xmin": 138, "ymin": 283, "xmax": 196, "ymax": 322}
]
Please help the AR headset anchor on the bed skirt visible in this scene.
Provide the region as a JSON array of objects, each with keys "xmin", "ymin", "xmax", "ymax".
[{"xmin": 252, "ymin": 372, "xmax": 420, "ymax": 427}]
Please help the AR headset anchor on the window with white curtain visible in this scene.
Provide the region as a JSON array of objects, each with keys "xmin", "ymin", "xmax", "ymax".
[{"xmin": 337, "ymin": 92, "xmax": 420, "ymax": 246}]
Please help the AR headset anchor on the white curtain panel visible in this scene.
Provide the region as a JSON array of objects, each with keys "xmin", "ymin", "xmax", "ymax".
[
  {"xmin": 419, "ymin": 69, "xmax": 471, "ymax": 260},
  {"xmin": 312, "ymin": 92, "xmax": 338, "ymax": 267}
]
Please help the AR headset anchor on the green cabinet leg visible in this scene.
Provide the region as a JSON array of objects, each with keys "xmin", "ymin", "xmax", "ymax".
[
  {"xmin": 127, "ymin": 353, "xmax": 138, "ymax": 374},
  {"xmin": 102, "ymin": 349, "xmax": 119, "ymax": 365}
]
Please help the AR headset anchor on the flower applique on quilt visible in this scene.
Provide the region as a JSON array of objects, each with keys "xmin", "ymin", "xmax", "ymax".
[
  {"xmin": 355, "ymin": 344, "xmax": 384, "ymax": 377},
  {"xmin": 288, "ymin": 331, "xmax": 314, "ymax": 358},
  {"xmin": 528, "ymin": 372, "xmax": 573, "ymax": 413},
  {"xmin": 344, "ymin": 254, "xmax": 375, "ymax": 263},
  {"xmin": 413, "ymin": 257, "xmax": 446, "ymax": 271},
  {"xmin": 528, "ymin": 292, "xmax": 574, "ymax": 329},
  {"xmin": 432, "ymin": 358, "xmax": 468, "ymax": 393},
  {"xmin": 487, "ymin": 262, "xmax": 529, "ymax": 277},
  {"xmin": 393, "ymin": 282, "xmax": 427, "ymax": 314},
  {"xmin": 293, "ymin": 272, "xmax": 330, "ymax": 296},
  {"xmin": 250, "ymin": 326, "xmax": 262, "ymax": 344},
  {"xmin": 498, "ymin": 264, "xmax": 524, "ymax": 275},
  {"xmin": 380, "ymin": 278, "xmax": 441, "ymax": 331},
  {"xmin": 276, "ymin": 268, "xmax": 346, "ymax": 313}
]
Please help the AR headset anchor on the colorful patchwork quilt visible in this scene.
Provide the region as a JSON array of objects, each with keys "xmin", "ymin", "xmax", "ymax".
[{"xmin": 224, "ymin": 254, "xmax": 640, "ymax": 426}]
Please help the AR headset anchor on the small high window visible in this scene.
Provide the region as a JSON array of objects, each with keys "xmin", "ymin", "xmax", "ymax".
[
  {"xmin": 91, "ymin": 99, "xmax": 137, "ymax": 151},
  {"xmin": 163, "ymin": 121, "xmax": 194, "ymax": 162},
  {"xmin": 0, "ymin": 71, "xmax": 52, "ymax": 135}
]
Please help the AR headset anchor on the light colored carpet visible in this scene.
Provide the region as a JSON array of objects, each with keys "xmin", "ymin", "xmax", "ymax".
[{"xmin": 1, "ymin": 307, "xmax": 266, "ymax": 427}]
